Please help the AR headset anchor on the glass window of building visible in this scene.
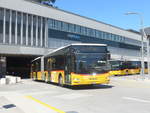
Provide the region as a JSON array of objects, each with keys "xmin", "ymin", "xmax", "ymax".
[
  {"xmin": 119, "ymin": 36, "xmax": 122, "ymax": 42},
  {"xmin": 74, "ymin": 25, "xmax": 81, "ymax": 34},
  {"xmin": 95, "ymin": 30, "xmax": 99, "ymax": 38},
  {"xmin": 33, "ymin": 15, "xmax": 36, "ymax": 46},
  {"xmin": 123, "ymin": 37, "xmax": 126, "ymax": 43},
  {"xmin": 120, "ymin": 36, "xmax": 122, "ymax": 42},
  {"xmin": 108, "ymin": 33, "xmax": 112, "ymax": 40},
  {"xmin": 105, "ymin": 32, "xmax": 109, "ymax": 40},
  {"xmin": 113, "ymin": 35, "xmax": 117, "ymax": 41},
  {"xmin": 57, "ymin": 21, "xmax": 62, "ymax": 31},
  {"xmin": 89, "ymin": 29, "xmax": 91, "ymax": 37},
  {"xmin": 22, "ymin": 13, "xmax": 27, "ymax": 45},
  {"xmin": 115, "ymin": 35, "xmax": 119, "ymax": 42},
  {"xmin": 68, "ymin": 24, "xmax": 74, "ymax": 33},
  {"xmin": 11, "ymin": 10, "xmax": 16, "ymax": 44},
  {"xmin": 52, "ymin": 19, "xmax": 55, "ymax": 29},
  {"xmin": 28, "ymin": 14, "xmax": 31, "ymax": 46},
  {"xmin": 62, "ymin": 22, "xmax": 69, "ymax": 32},
  {"xmin": 87, "ymin": 28, "xmax": 90, "ymax": 36},
  {"xmin": 101, "ymin": 32, "xmax": 103, "ymax": 39},
  {"xmin": 89, "ymin": 29, "xmax": 92, "ymax": 37},
  {"xmin": 85, "ymin": 27, "xmax": 89, "ymax": 36},
  {"xmin": 48, "ymin": 19, "xmax": 53, "ymax": 29},
  {"xmin": 53, "ymin": 20, "xmax": 58, "ymax": 30},
  {"xmin": 0, "ymin": 8, "xmax": 4, "ymax": 43},
  {"xmin": 111, "ymin": 34, "xmax": 115, "ymax": 41},
  {"xmin": 38, "ymin": 16, "xmax": 41, "ymax": 46},
  {"xmin": 81, "ymin": 27, "xmax": 86, "ymax": 36},
  {"xmin": 102, "ymin": 32, "xmax": 107, "ymax": 39},
  {"xmin": 5, "ymin": 9, "xmax": 10, "ymax": 44},
  {"xmin": 42, "ymin": 18, "xmax": 45, "ymax": 47},
  {"xmin": 109, "ymin": 33, "xmax": 112, "ymax": 40},
  {"xmin": 90, "ymin": 29, "xmax": 95, "ymax": 37},
  {"xmin": 99, "ymin": 31, "xmax": 102, "ymax": 39},
  {"xmin": 17, "ymin": 12, "xmax": 22, "ymax": 45},
  {"xmin": 93, "ymin": 29, "xmax": 96, "ymax": 37}
]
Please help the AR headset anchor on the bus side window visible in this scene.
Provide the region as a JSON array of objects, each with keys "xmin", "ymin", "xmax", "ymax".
[{"xmin": 65, "ymin": 55, "xmax": 72, "ymax": 73}]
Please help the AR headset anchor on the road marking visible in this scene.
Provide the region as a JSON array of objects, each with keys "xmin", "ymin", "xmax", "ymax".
[
  {"xmin": 123, "ymin": 97, "xmax": 150, "ymax": 103},
  {"xmin": 25, "ymin": 96, "xmax": 65, "ymax": 113}
]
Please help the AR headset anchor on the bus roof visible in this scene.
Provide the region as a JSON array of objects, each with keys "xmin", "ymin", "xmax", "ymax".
[
  {"xmin": 44, "ymin": 43, "xmax": 107, "ymax": 57},
  {"xmin": 71, "ymin": 43, "xmax": 107, "ymax": 46}
]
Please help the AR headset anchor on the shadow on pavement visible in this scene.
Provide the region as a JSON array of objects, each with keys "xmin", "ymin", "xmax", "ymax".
[
  {"xmin": 69, "ymin": 84, "xmax": 114, "ymax": 90},
  {"xmin": 66, "ymin": 111, "xmax": 79, "ymax": 113},
  {"xmin": 33, "ymin": 80, "xmax": 114, "ymax": 90},
  {"xmin": 113, "ymin": 74, "xmax": 138, "ymax": 77}
]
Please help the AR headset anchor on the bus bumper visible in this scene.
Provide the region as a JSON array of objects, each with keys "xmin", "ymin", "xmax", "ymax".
[
  {"xmin": 109, "ymin": 70, "xmax": 125, "ymax": 76},
  {"xmin": 71, "ymin": 73, "xmax": 110, "ymax": 86}
]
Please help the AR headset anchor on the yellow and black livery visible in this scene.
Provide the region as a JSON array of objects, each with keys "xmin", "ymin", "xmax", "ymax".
[{"xmin": 31, "ymin": 43, "xmax": 111, "ymax": 86}]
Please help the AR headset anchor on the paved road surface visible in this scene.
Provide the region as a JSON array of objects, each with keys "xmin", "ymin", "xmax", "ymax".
[{"xmin": 0, "ymin": 76, "xmax": 150, "ymax": 113}]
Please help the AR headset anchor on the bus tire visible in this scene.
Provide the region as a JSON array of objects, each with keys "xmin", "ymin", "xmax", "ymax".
[
  {"xmin": 33, "ymin": 74, "xmax": 37, "ymax": 81},
  {"xmin": 44, "ymin": 74, "xmax": 48, "ymax": 82},
  {"xmin": 58, "ymin": 75, "xmax": 64, "ymax": 87}
]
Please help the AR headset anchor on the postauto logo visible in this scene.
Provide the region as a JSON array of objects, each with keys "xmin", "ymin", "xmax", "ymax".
[{"xmin": 67, "ymin": 34, "xmax": 80, "ymax": 39}]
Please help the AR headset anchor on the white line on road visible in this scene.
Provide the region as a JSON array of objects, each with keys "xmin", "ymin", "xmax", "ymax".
[{"xmin": 122, "ymin": 97, "xmax": 150, "ymax": 103}]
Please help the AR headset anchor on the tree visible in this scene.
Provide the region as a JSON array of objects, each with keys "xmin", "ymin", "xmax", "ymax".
[
  {"xmin": 41, "ymin": 0, "xmax": 56, "ymax": 4},
  {"xmin": 51, "ymin": 0, "xmax": 56, "ymax": 3}
]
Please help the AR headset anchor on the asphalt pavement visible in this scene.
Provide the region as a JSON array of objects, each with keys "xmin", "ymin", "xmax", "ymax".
[{"xmin": 0, "ymin": 76, "xmax": 150, "ymax": 113}]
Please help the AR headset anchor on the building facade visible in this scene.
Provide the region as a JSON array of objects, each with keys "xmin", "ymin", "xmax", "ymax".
[{"xmin": 0, "ymin": 0, "xmax": 145, "ymax": 78}]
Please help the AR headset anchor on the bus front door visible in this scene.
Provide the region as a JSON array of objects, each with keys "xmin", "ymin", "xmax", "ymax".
[{"xmin": 65, "ymin": 55, "xmax": 71, "ymax": 84}]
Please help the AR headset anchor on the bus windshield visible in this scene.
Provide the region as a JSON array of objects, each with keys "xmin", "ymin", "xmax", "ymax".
[
  {"xmin": 110, "ymin": 61, "xmax": 122, "ymax": 70},
  {"xmin": 75, "ymin": 53, "xmax": 109, "ymax": 74}
]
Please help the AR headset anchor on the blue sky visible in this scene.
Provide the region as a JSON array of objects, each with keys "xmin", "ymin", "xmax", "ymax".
[{"xmin": 54, "ymin": 0, "xmax": 149, "ymax": 31}]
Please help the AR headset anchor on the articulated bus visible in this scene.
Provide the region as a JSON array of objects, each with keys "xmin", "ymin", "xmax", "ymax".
[
  {"xmin": 109, "ymin": 60, "xmax": 125, "ymax": 76},
  {"xmin": 144, "ymin": 62, "xmax": 148, "ymax": 74},
  {"xmin": 109, "ymin": 60, "xmax": 148, "ymax": 76},
  {"xmin": 31, "ymin": 43, "xmax": 111, "ymax": 86}
]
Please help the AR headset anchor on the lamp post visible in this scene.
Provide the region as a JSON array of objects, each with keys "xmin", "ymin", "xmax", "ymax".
[
  {"xmin": 147, "ymin": 35, "xmax": 150, "ymax": 76},
  {"xmin": 125, "ymin": 12, "xmax": 145, "ymax": 77},
  {"xmin": 143, "ymin": 27, "xmax": 150, "ymax": 77}
]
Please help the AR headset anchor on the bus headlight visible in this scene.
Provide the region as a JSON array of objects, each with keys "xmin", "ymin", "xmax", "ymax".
[{"xmin": 92, "ymin": 73, "xmax": 96, "ymax": 76}]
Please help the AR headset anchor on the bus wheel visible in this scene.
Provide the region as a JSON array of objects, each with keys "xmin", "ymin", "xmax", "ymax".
[
  {"xmin": 45, "ymin": 75, "xmax": 48, "ymax": 83},
  {"xmin": 33, "ymin": 74, "xmax": 36, "ymax": 81},
  {"xmin": 58, "ymin": 75, "xmax": 64, "ymax": 87}
]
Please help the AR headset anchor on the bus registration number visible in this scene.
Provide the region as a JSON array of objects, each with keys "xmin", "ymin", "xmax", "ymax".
[{"xmin": 89, "ymin": 78, "xmax": 97, "ymax": 80}]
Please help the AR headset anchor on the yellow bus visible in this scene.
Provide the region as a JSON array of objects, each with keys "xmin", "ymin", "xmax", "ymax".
[
  {"xmin": 109, "ymin": 60, "xmax": 126, "ymax": 76},
  {"xmin": 144, "ymin": 62, "xmax": 148, "ymax": 74},
  {"xmin": 31, "ymin": 43, "xmax": 111, "ymax": 86},
  {"xmin": 109, "ymin": 60, "xmax": 141, "ymax": 76}
]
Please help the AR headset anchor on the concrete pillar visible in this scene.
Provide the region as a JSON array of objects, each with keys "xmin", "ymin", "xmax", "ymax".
[
  {"xmin": 36, "ymin": 16, "xmax": 38, "ymax": 46},
  {"xmin": 20, "ymin": 12, "xmax": 23, "ymax": 45},
  {"xmin": 45, "ymin": 18, "xmax": 48, "ymax": 48},
  {"xmin": 31, "ymin": 15, "xmax": 33, "ymax": 46},
  {"xmin": 40, "ymin": 17, "xmax": 43, "ymax": 47},
  {"xmin": 15, "ymin": 11, "xmax": 18, "ymax": 44},
  {"xmin": 26, "ymin": 14, "xmax": 28, "ymax": 45},
  {"xmin": 0, "ymin": 57, "xmax": 6, "ymax": 78}
]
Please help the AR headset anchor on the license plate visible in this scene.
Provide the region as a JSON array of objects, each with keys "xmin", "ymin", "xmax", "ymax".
[{"xmin": 89, "ymin": 78, "xmax": 97, "ymax": 80}]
